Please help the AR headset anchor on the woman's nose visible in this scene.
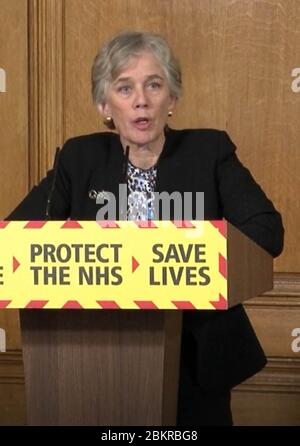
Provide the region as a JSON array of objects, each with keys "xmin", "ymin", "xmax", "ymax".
[{"xmin": 133, "ymin": 88, "xmax": 148, "ymax": 109}]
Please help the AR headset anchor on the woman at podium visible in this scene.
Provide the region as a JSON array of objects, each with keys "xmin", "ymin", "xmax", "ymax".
[{"xmin": 8, "ymin": 31, "xmax": 284, "ymax": 425}]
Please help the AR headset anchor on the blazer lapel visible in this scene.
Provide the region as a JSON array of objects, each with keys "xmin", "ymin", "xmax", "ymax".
[
  {"xmin": 156, "ymin": 128, "xmax": 183, "ymax": 193},
  {"xmin": 84, "ymin": 135, "xmax": 125, "ymax": 219}
]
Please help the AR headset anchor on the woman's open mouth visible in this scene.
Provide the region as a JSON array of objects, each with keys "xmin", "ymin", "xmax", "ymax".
[{"xmin": 132, "ymin": 117, "xmax": 152, "ymax": 130}]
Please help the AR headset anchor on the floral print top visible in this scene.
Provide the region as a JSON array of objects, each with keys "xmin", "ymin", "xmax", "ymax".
[{"xmin": 126, "ymin": 160, "xmax": 157, "ymax": 220}]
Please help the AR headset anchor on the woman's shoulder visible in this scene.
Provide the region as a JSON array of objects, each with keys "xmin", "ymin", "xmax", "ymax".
[
  {"xmin": 62, "ymin": 131, "xmax": 118, "ymax": 150},
  {"xmin": 169, "ymin": 127, "xmax": 230, "ymax": 141},
  {"xmin": 59, "ymin": 131, "xmax": 119, "ymax": 162},
  {"xmin": 168, "ymin": 128, "xmax": 236, "ymax": 157}
]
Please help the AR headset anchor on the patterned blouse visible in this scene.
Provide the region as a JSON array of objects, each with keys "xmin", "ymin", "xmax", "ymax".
[{"xmin": 126, "ymin": 160, "xmax": 157, "ymax": 220}]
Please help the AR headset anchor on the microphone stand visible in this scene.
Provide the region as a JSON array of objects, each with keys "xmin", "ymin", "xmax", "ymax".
[{"xmin": 45, "ymin": 147, "xmax": 60, "ymax": 220}]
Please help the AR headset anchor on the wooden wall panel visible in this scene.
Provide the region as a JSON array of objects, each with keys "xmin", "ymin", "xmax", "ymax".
[
  {"xmin": 232, "ymin": 388, "xmax": 300, "ymax": 426},
  {"xmin": 0, "ymin": 351, "xmax": 26, "ymax": 426},
  {"xmin": 28, "ymin": 0, "xmax": 65, "ymax": 187},
  {"xmin": 0, "ymin": 0, "xmax": 28, "ymax": 218},
  {"xmin": 232, "ymin": 355, "xmax": 300, "ymax": 425},
  {"xmin": 246, "ymin": 307, "xmax": 300, "ymax": 358},
  {"xmin": 245, "ymin": 274, "xmax": 300, "ymax": 357},
  {"xmin": 0, "ymin": 0, "xmax": 28, "ymax": 426},
  {"xmin": 0, "ymin": 311, "xmax": 22, "ymax": 351},
  {"xmin": 235, "ymin": 277, "xmax": 300, "ymax": 425},
  {"xmin": 0, "ymin": 0, "xmax": 28, "ymax": 349}
]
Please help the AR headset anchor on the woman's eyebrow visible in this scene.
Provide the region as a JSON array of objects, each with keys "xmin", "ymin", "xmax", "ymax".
[
  {"xmin": 113, "ymin": 76, "xmax": 131, "ymax": 84},
  {"xmin": 113, "ymin": 74, "xmax": 164, "ymax": 84},
  {"xmin": 145, "ymin": 74, "xmax": 164, "ymax": 81}
]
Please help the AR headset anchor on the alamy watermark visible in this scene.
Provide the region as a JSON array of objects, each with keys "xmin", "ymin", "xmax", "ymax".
[
  {"xmin": 0, "ymin": 328, "xmax": 6, "ymax": 352},
  {"xmin": 291, "ymin": 328, "xmax": 300, "ymax": 353},
  {"xmin": 0, "ymin": 67, "xmax": 6, "ymax": 93},
  {"xmin": 291, "ymin": 68, "xmax": 300, "ymax": 93},
  {"xmin": 95, "ymin": 184, "xmax": 204, "ymax": 222}
]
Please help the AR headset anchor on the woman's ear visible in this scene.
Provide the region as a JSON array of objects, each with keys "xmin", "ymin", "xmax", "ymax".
[
  {"xmin": 97, "ymin": 102, "xmax": 112, "ymax": 119},
  {"xmin": 97, "ymin": 103, "xmax": 107, "ymax": 116},
  {"xmin": 169, "ymin": 95, "xmax": 177, "ymax": 112}
]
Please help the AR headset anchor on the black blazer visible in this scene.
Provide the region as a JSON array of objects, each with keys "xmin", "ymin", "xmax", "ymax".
[{"xmin": 8, "ymin": 128, "xmax": 284, "ymax": 393}]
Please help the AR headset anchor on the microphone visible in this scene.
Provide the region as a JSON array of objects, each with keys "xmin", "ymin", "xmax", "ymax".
[
  {"xmin": 122, "ymin": 145, "xmax": 130, "ymax": 183},
  {"xmin": 120, "ymin": 145, "xmax": 130, "ymax": 220},
  {"xmin": 45, "ymin": 147, "xmax": 60, "ymax": 220}
]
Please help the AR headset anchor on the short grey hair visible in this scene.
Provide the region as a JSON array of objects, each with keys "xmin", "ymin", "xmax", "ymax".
[{"xmin": 91, "ymin": 31, "xmax": 182, "ymax": 108}]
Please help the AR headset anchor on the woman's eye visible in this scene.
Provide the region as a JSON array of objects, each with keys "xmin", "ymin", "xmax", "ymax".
[
  {"xmin": 118, "ymin": 85, "xmax": 131, "ymax": 94},
  {"xmin": 148, "ymin": 82, "xmax": 161, "ymax": 89}
]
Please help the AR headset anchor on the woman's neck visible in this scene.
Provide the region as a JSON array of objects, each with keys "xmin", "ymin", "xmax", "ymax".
[{"xmin": 121, "ymin": 135, "xmax": 165, "ymax": 170}]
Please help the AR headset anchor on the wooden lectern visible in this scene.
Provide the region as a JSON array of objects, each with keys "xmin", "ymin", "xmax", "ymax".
[{"xmin": 18, "ymin": 221, "xmax": 272, "ymax": 426}]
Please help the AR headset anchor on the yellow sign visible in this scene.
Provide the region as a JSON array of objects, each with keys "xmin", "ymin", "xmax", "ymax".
[{"xmin": 0, "ymin": 220, "xmax": 227, "ymax": 310}]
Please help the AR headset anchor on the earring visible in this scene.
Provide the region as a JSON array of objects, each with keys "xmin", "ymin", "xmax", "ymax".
[
  {"xmin": 105, "ymin": 116, "xmax": 112, "ymax": 123},
  {"xmin": 168, "ymin": 111, "xmax": 173, "ymax": 117}
]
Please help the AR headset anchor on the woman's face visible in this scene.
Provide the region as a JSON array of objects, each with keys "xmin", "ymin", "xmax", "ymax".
[{"xmin": 98, "ymin": 51, "xmax": 176, "ymax": 149}]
